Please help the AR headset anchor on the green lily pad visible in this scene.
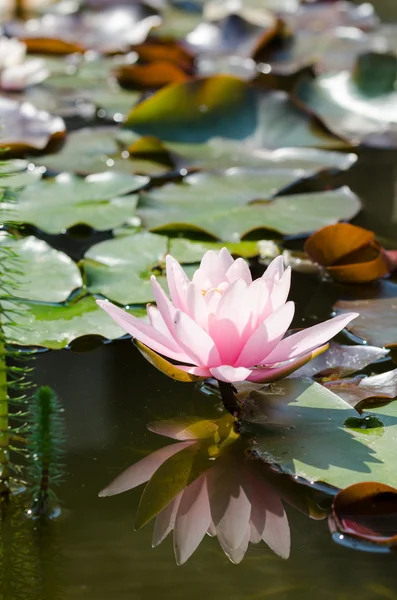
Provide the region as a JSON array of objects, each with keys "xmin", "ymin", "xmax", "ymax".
[
  {"xmin": 0, "ymin": 235, "xmax": 82, "ymax": 303},
  {"xmin": 0, "ymin": 161, "xmax": 43, "ymax": 188},
  {"xmin": 35, "ymin": 127, "xmax": 172, "ymax": 176},
  {"xmin": 137, "ymin": 171, "xmax": 361, "ymax": 240},
  {"xmin": 168, "ymin": 238, "xmax": 261, "ymax": 262},
  {"xmin": 293, "ymin": 54, "xmax": 397, "ymax": 145},
  {"xmin": 7, "ymin": 171, "xmax": 148, "ymax": 234},
  {"xmin": 3, "ymin": 295, "xmax": 145, "ymax": 350},
  {"xmin": 82, "ymin": 231, "xmax": 169, "ymax": 305},
  {"xmin": 335, "ymin": 281, "xmax": 397, "ymax": 348},
  {"xmin": 244, "ymin": 378, "xmax": 397, "ymax": 490},
  {"xmin": 124, "ymin": 75, "xmax": 348, "ymax": 148}
]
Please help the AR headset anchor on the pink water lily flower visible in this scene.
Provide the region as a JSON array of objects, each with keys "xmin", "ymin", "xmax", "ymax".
[
  {"xmin": 97, "ymin": 249, "xmax": 358, "ymax": 384},
  {"xmin": 99, "ymin": 421, "xmax": 290, "ymax": 565}
]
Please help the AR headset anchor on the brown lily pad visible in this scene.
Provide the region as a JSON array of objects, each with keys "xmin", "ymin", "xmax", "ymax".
[
  {"xmin": 324, "ymin": 369, "xmax": 397, "ymax": 409},
  {"xmin": 115, "ymin": 61, "xmax": 191, "ymax": 91},
  {"xmin": 305, "ymin": 223, "xmax": 390, "ymax": 284},
  {"xmin": 0, "ymin": 97, "xmax": 66, "ymax": 158}
]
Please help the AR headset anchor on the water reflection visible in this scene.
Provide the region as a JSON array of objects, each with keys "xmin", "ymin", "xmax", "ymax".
[{"xmin": 98, "ymin": 413, "xmax": 332, "ymax": 565}]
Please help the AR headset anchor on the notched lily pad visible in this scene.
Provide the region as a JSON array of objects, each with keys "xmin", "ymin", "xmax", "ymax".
[
  {"xmin": 7, "ymin": 171, "xmax": 148, "ymax": 234},
  {"xmin": 137, "ymin": 170, "xmax": 361, "ymax": 241}
]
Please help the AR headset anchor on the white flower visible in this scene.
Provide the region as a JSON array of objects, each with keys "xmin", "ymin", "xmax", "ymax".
[{"xmin": 0, "ymin": 37, "xmax": 49, "ymax": 91}]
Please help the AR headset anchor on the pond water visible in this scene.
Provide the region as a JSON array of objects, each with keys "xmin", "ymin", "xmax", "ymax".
[{"xmin": 2, "ymin": 0, "xmax": 397, "ymax": 599}]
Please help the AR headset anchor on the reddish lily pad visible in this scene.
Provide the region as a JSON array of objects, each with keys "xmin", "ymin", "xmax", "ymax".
[
  {"xmin": 305, "ymin": 223, "xmax": 390, "ymax": 284},
  {"xmin": 324, "ymin": 370, "xmax": 397, "ymax": 409},
  {"xmin": 0, "ymin": 97, "xmax": 65, "ymax": 158}
]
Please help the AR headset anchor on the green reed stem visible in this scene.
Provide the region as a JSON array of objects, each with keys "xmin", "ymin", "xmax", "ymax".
[{"xmin": 0, "ymin": 325, "xmax": 10, "ymax": 492}]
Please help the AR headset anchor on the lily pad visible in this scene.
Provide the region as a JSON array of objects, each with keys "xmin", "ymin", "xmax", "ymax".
[
  {"xmin": 0, "ymin": 235, "xmax": 82, "ymax": 303},
  {"xmin": 82, "ymin": 231, "xmax": 169, "ymax": 305},
  {"xmin": 6, "ymin": 6, "xmax": 161, "ymax": 54},
  {"xmin": 293, "ymin": 53, "xmax": 397, "ymax": 146},
  {"xmin": 138, "ymin": 171, "xmax": 361, "ymax": 240},
  {"xmin": 0, "ymin": 97, "xmax": 66, "ymax": 158},
  {"xmin": 7, "ymin": 171, "xmax": 148, "ymax": 234},
  {"xmin": 244, "ymin": 378, "xmax": 397, "ymax": 490},
  {"xmin": 3, "ymin": 295, "xmax": 145, "ymax": 350},
  {"xmin": 0, "ymin": 160, "xmax": 44, "ymax": 188},
  {"xmin": 124, "ymin": 75, "xmax": 348, "ymax": 148},
  {"xmin": 335, "ymin": 281, "xmax": 397, "ymax": 348},
  {"xmin": 35, "ymin": 127, "xmax": 172, "ymax": 176},
  {"xmin": 324, "ymin": 369, "xmax": 397, "ymax": 408},
  {"xmin": 168, "ymin": 238, "xmax": 261, "ymax": 262}
]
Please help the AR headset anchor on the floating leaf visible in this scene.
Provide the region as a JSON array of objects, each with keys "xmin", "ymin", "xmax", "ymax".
[
  {"xmin": 3, "ymin": 296, "xmax": 145, "ymax": 350},
  {"xmin": 168, "ymin": 238, "xmax": 261, "ymax": 262},
  {"xmin": 324, "ymin": 370, "xmax": 397, "ymax": 409},
  {"xmin": 124, "ymin": 75, "xmax": 348, "ymax": 148},
  {"xmin": 83, "ymin": 231, "xmax": 168, "ymax": 304},
  {"xmin": 335, "ymin": 281, "xmax": 397, "ymax": 348},
  {"xmin": 115, "ymin": 62, "xmax": 190, "ymax": 90},
  {"xmin": 6, "ymin": 6, "xmax": 161, "ymax": 54},
  {"xmin": 329, "ymin": 482, "xmax": 397, "ymax": 550},
  {"xmin": 305, "ymin": 223, "xmax": 390, "ymax": 284},
  {"xmin": 0, "ymin": 97, "xmax": 65, "ymax": 158},
  {"xmin": 0, "ymin": 160, "xmax": 43, "ymax": 188},
  {"xmin": 0, "ymin": 235, "xmax": 82, "ymax": 303},
  {"xmin": 7, "ymin": 171, "xmax": 148, "ymax": 234},
  {"xmin": 36, "ymin": 127, "xmax": 173, "ymax": 176},
  {"xmin": 244, "ymin": 379, "xmax": 397, "ymax": 490},
  {"xmin": 293, "ymin": 343, "xmax": 389, "ymax": 380},
  {"xmin": 138, "ymin": 171, "xmax": 360, "ymax": 240},
  {"xmin": 293, "ymin": 53, "xmax": 397, "ymax": 146}
]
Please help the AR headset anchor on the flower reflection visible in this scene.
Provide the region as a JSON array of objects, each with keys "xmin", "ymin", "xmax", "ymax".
[
  {"xmin": 0, "ymin": 37, "xmax": 49, "ymax": 91},
  {"xmin": 99, "ymin": 414, "xmax": 292, "ymax": 564}
]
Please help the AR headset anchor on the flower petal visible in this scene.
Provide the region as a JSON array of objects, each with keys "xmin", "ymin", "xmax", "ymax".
[
  {"xmin": 208, "ymin": 464, "xmax": 251, "ymax": 550},
  {"xmin": 209, "ymin": 365, "xmax": 252, "ymax": 383},
  {"xmin": 166, "ymin": 255, "xmax": 190, "ymax": 310},
  {"xmin": 261, "ymin": 255, "xmax": 284, "ymax": 284},
  {"xmin": 174, "ymin": 475, "xmax": 211, "ymax": 565},
  {"xmin": 226, "ymin": 258, "xmax": 252, "ymax": 285},
  {"xmin": 177, "ymin": 365, "xmax": 212, "ymax": 377},
  {"xmin": 264, "ymin": 312, "xmax": 359, "ymax": 365},
  {"xmin": 185, "ymin": 282, "xmax": 209, "ymax": 329},
  {"xmin": 199, "ymin": 248, "xmax": 234, "ymax": 287},
  {"xmin": 173, "ymin": 310, "xmax": 221, "ymax": 367},
  {"xmin": 96, "ymin": 299, "xmax": 188, "ymax": 362},
  {"xmin": 150, "ymin": 276, "xmax": 177, "ymax": 334},
  {"xmin": 152, "ymin": 494, "xmax": 182, "ymax": 547},
  {"xmin": 236, "ymin": 302, "xmax": 295, "ymax": 367},
  {"xmin": 98, "ymin": 441, "xmax": 195, "ymax": 497},
  {"xmin": 219, "ymin": 525, "xmax": 250, "ymax": 564},
  {"xmin": 270, "ymin": 267, "xmax": 291, "ymax": 312}
]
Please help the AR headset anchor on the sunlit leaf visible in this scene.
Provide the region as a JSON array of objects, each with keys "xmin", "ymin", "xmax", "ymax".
[
  {"xmin": 293, "ymin": 53, "xmax": 397, "ymax": 147},
  {"xmin": 7, "ymin": 171, "xmax": 148, "ymax": 234},
  {"xmin": 124, "ymin": 75, "xmax": 348, "ymax": 148},
  {"xmin": 3, "ymin": 295, "xmax": 145, "ymax": 350},
  {"xmin": 83, "ymin": 231, "xmax": 168, "ymax": 304},
  {"xmin": 138, "ymin": 171, "xmax": 360, "ymax": 240},
  {"xmin": 0, "ymin": 235, "xmax": 82, "ymax": 303},
  {"xmin": 244, "ymin": 378, "xmax": 397, "ymax": 490}
]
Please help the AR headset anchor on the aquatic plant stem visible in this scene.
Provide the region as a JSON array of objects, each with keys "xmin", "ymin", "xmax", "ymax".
[
  {"xmin": 217, "ymin": 380, "xmax": 241, "ymax": 418},
  {"xmin": 0, "ymin": 327, "xmax": 10, "ymax": 492}
]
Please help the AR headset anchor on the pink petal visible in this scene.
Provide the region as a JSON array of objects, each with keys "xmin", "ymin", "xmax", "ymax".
[
  {"xmin": 226, "ymin": 258, "xmax": 252, "ymax": 285},
  {"xmin": 96, "ymin": 299, "xmax": 188, "ymax": 362},
  {"xmin": 207, "ymin": 522, "xmax": 217, "ymax": 537},
  {"xmin": 203, "ymin": 288, "xmax": 223, "ymax": 314},
  {"xmin": 218, "ymin": 247, "xmax": 235, "ymax": 274},
  {"xmin": 270, "ymin": 267, "xmax": 291, "ymax": 312},
  {"xmin": 250, "ymin": 521, "xmax": 262, "ymax": 544},
  {"xmin": 219, "ymin": 525, "xmax": 250, "ymax": 564},
  {"xmin": 177, "ymin": 365, "xmax": 212, "ymax": 377},
  {"xmin": 245, "ymin": 279, "xmax": 270, "ymax": 329},
  {"xmin": 166, "ymin": 255, "xmax": 190, "ymax": 310},
  {"xmin": 174, "ymin": 475, "xmax": 212, "ymax": 565},
  {"xmin": 208, "ymin": 464, "xmax": 251, "ymax": 550},
  {"xmin": 243, "ymin": 468, "xmax": 290, "ymax": 559},
  {"xmin": 147, "ymin": 305, "xmax": 174, "ymax": 341},
  {"xmin": 261, "ymin": 256, "xmax": 284, "ymax": 284},
  {"xmin": 264, "ymin": 312, "xmax": 359, "ymax": 365},
  {"xmin": 98, "ymin": 441, "xmax": 195, "ymax": 497},
  {"xmin": 209, "ymin": 365, "xmax": 252, "ymax": 383},
  {"xmin": 215, "ymin": 279, "xmax": 250, "ymax": 335},
  {"xmin": 152, "ymin": 494, "xmax": 182, "ymax": 547},
  {"xmin": 236, "ymin": 302, "xmax": 295, "ymax": 367},
  {"xmin": 150, "ymin": 276, "xmax": 177, "ymax": 334},
  {"xmin": 198, "ymin": 248, "xmax": 234, "ymax": 287},
  {"xmin": 173, "ymin": 309, "xmax": 221, "ymax": 367},
  {"xmin": 192, "ymin": 267, "xmax": 212, "ymax": 291},
  {"xmin": 185, "ymin": 282, "xmax": 209, "ymax": 329}
]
